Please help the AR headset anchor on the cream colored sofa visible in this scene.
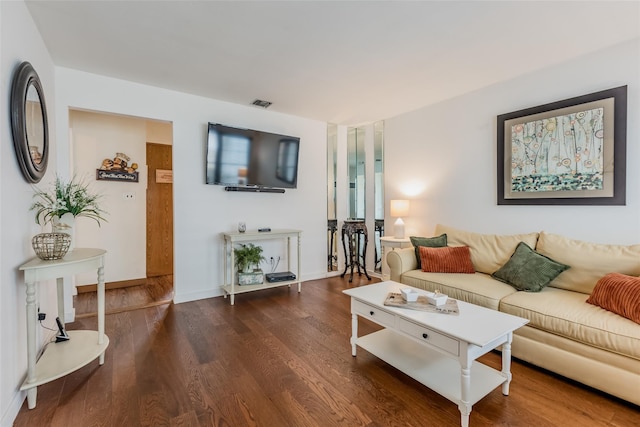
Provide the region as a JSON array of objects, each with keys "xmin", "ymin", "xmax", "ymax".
[{"xmin": 387, "ymin": 224, "xmax": 640, "ymax": 406}]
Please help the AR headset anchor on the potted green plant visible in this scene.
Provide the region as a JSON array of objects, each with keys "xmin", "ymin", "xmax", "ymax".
[
  {"xmin": 30, "ymin": 174, "xmax": 107, "ymax": 226},
  {"xmin": 234, "ymin": 243, "xmax": 265, "ymax": 285},
  {"xmin": 29, "ymin": 174, "xmax": 107, "ymax": 256}
]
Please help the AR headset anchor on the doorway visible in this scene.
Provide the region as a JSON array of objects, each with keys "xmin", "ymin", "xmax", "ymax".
[{"xmin": 69, "ymin": 111, "xmax": 174, "ymax": 313}]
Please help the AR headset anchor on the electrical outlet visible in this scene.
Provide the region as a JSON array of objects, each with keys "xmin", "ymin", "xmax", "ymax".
[
  {"xmin": 122, "ymin": 192, "xmax": 136, "ymax": 200},
  {"xmin": 38, "ymin": 312, "xmax": 46, "ymax": 321}
]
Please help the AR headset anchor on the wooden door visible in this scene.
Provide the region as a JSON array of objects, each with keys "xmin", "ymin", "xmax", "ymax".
[{"xmin": 146, "ymin": 143, "xmax": 173, "ymax": 277}]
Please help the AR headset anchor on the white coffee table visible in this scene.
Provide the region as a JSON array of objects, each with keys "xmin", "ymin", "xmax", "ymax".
[{"xmin": 343, "ymin": 281, "xmax": 528, "ymax": 427}]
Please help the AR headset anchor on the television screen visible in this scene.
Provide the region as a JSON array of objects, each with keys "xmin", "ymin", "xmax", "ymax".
[{"xmin": 206, "ymin": 123, "xmax": 300, "ymax": 189}]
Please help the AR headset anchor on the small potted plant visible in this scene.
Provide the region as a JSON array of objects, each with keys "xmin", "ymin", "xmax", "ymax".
[
  {"xmin": 29, "ymin": 174, "xmax": 107, "ymax": 258},
  {"xmin": 30, "ymin": 174, "xmax": 107, "ymax": 226},
  {"xmin": 234, "ymin": 243, "xmax": 265, "ymax": 285}
]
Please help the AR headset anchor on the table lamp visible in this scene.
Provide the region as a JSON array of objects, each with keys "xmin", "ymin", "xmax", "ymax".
[{"xmin": 390, "ymin": 199, "xmax": 410, "ymax": 238}]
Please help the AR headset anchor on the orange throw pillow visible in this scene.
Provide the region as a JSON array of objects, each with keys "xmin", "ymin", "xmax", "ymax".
[
  {"xmin": 587, "ymin": 273, "xmax": 640, "ymax": 324},
  {"xmin": 419, "ymin": 246, "xmax": 475, "ymax": 274}
]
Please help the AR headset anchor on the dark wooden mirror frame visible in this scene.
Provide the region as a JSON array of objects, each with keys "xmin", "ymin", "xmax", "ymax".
[{"xmin": 10, "ymin": 61, "xmax": 49, "ymax": 183}]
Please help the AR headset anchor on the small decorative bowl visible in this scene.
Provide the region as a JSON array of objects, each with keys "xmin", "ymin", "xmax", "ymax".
[
  {"xmin": 427, "ymin": 292, "xmax": 448, "ymax": 306},
  {"xmin": 400, "ymin": 287, "xmax": 419, "ymax": 302},
  {"xmin": 32, "ymin": 233, "xmax": 71, "ymax": 260}
]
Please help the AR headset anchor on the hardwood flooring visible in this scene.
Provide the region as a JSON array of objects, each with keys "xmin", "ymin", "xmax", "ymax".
[
  {"xmin": 73, "ymin": 275, "xmax": 174, "ymax": 318},
  {"xmin": 14, "ymin": 276, "xmax": 640, "ymax": 426}
]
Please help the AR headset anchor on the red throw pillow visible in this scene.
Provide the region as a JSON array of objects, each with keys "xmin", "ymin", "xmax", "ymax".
[
  {"xmin": 587, "ymin": 273, "xmax": 640, "ymax": 324},
  {"xmin": 419, "ymin": 246, "xmax": 475, "ymax": 274}
]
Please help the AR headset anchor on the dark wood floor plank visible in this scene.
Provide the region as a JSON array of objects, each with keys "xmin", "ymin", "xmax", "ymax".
[
  {"xmin": 13, "ymin": 372, "xmax": 63, "ymax": 426},
  {"xmin": 139, "ymin": 307, "xmax": 194, "ymax": 423},
  {"xmin": 13, "ymin": 275, "xmax": 640, "ymax": 427},
  {"xmin": 48, "ymin": 363, "xmax": 93, "ymax": 426},
  {"xmin": 194, "ymin": 298, "xmax": 229, "ymax": 327},
  {"xmin": 159, "ymin": 304, "xmax": 238, "ymax": 424},
  {"xmin": 108, "ymin": 311, "xmax": 137, "ymax": 393},
  {"xmin": 169, "ymin": 409, "xmax": 199, "ymax": 427},
  {"xmin": 197, "ymin": 361, "xmax": 254, "ymax": 426},
  {"xmin": 223, "ymin": 374, "xmax": 292, "ymax": 427},
  {"xmin": 170, "ymin": 301, "xmax": 221, "ymax": 365},
  {"xmin": 74, "ymin": 275, "xmax": 173, "ymax": 318},
  {"xmin": 80, "ymin": 353, "xmax": 114, "ymax": 426},
  {"xmin": 240, "ymin": 316, "xmax": 374, "ymax": 426}
]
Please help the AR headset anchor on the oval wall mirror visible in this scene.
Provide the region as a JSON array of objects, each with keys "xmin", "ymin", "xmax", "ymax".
[{"xmin": 10, "ymin": 61, "xmax": 49, "ymax": 183}]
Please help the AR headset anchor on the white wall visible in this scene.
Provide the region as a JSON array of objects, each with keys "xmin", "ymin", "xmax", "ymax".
[
  {"xmin": 5, "ymin": 6, "xmax": 634, "ymax": 425},
  {"xmin": 385, "ymin": 39, "xmax": 640, "ymax": 245},
  {"xmin": 0, "ymin": 2, "xmax": 58, "ymax": 425},
  {"xmin": 55, "ymin": 68, "xmax": 328, "ymax": 304},
  {"xmin": 146, "ymin": 120, "xmax": 172, "ymax": 145}
]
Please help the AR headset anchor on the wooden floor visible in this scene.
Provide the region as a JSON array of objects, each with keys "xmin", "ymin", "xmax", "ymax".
[
  {"xmin": 73, "ymin": 275, "xmax": 174, "ymax": 318},
  {"xmin": 14, "ymin": 275, "xmax": 640, "ymax": 426}
]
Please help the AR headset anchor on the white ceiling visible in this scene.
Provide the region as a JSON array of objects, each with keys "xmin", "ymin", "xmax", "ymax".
[{"xmin": 25, "ymin": 1, "xmax": 640, "ymax": 125}]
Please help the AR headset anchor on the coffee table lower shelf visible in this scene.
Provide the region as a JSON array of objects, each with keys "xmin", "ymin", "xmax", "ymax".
[{"xmin": 357, "ymin": 329, "xmax": 506, "ymax": 414}]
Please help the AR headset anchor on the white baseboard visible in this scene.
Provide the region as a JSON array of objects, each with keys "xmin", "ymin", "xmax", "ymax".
[
  {"xmin": 1, "ymin": 389, "xmax": 25, "ymax": 427},
  {"xmin": 173, "ymin": 287, "xmax": 222, "ymax": 304}
]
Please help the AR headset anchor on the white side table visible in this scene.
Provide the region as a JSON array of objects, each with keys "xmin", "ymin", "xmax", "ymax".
[
  {"xmin": 380, "ymin": 236, "xmax": 412, "ymax": 280},
  {"xmin": 19, "ymin": 248, "xmax": 109, "ymax": 409}
]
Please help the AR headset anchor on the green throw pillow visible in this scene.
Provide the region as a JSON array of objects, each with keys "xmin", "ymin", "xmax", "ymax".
[
  {"xmin": 410, "ymin": 234, "xmax": 447, "ymax": 269},
  {"xmin": 492, "ymin": 241, "xmax": 569, "ymax": 292}
]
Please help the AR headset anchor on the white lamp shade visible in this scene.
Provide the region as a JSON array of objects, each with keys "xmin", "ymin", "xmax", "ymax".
[{"xmin": 390, "ymin": 199, "xmax": 410, "ymax": 217}]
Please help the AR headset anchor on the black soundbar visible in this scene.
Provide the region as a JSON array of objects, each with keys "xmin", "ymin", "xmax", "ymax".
[{"xmin": 224, "ymin": 186, "xmax": 285, "ymax": 193}]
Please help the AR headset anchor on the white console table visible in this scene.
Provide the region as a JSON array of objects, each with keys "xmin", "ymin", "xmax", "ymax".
[
  {"xmin": 19, "ymin": 248, "xmax": 109, "ymax": 409},
  {"xmin": 222, "ymin": 229, "xmax": 302, "ymax": 305}
]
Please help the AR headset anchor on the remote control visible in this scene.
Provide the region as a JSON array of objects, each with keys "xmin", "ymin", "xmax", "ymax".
[{"xmin": 258, "ymin": 228, "xmax": 271, "ymax": 232}]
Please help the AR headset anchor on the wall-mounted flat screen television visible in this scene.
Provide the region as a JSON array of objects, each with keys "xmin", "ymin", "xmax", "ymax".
[{"xmin": 206, "ymin": 122, "xmax": 300, "ymax": 189}]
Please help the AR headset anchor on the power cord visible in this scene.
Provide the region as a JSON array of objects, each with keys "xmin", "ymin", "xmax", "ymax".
[
  {"xmin": 269, "ymin": 256, "xmax": 281, "ymax": 273},
  {"xmin": 39, "ymin": 318, "xmax": 57, "ymax": 333},
  {"xmin": 38, "ymin": 318, "xmax": 59, "ymax": 346},
  {"xmin": 39, "ymin": 312, "xmax": 61, "ymax": 334}
]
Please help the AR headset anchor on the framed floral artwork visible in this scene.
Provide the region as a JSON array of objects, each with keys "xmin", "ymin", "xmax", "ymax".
[{"xmin": 497, "ymin": 86, "xmax": 627, "ymax": 205}]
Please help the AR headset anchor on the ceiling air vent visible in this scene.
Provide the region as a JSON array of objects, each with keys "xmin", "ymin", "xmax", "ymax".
[{"xmin": 251, "ymin": 99, "xmax": 272, "ymax": 108}]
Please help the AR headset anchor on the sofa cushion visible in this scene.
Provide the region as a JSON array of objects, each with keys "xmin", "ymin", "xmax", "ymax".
[
  {"xmin": 410, "ymin": 234, "xmax": 447, "ymax": 269},
  {"xmin": 500, "ymin": 287, "xmax": 640, "ymax": 360},
  {"xmin": 419, "ymin": 246, "xmax": 475, "ymax": 274},
  {"xmin": 434, "ymin": 224, "xmax": 539, "ymax": 275},
  {"xmin": 401, "ymin": 271, "xmax": 517, "ymax": 310},
  {"xmin": 587, "ymin": 273, "xmax": 640, "ymax": 324},
  {"xmin": 535, "ymin": 232, "xmax": 640, "ymax": 294},
  {"xmin": 492, "ymin": 242, "xmax": 569, "ymax": 292}
]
